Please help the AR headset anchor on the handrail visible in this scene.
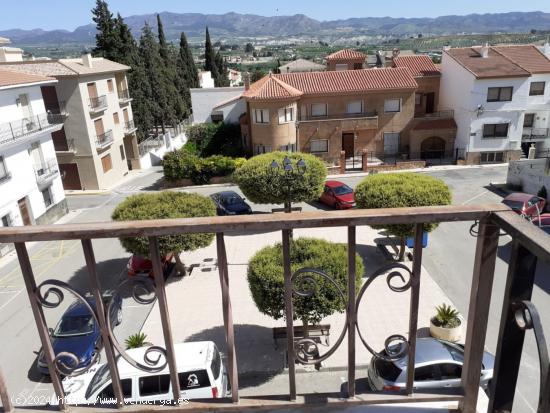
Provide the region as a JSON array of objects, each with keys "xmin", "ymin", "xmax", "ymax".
[
  {"xmin": 414, "ymin": 110, "xmax": 454, "ymax": 119},
  {"xmin": 33, "ymin": 158, "xmax": 59, "ymax": 182},
  {"xmin": 89, "ymin": 95, "xmax": 107, "ymax": 111},
  {"xmin": 123, "ymin": 120, "xmax": 136, "ymax": 133},
  {"xmin": 117, "ymin": 89, "xmax": 131, "ymax": 101},
  {"xmin": 0, "ymin": 113, "xmax": 64, "ymax": 145},
  {"xmin": 95, "ymin": 130, "xmax": 113, "ymax": 148}
]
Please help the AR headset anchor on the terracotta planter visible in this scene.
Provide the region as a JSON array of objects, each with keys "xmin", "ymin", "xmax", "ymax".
[{"xmin": 429, "ymin": 317, "xmax": 462, "ymax": 342}]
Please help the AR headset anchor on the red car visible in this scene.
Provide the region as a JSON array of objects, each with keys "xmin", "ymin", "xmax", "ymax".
[
  {"xmin": 502, "ymin": 193, "xmax": 546, "ymax": 218},
  {"xmin": 532, "ymin": 214, "xmax": 550, "ymax": 235},
  {"xmin": 319, "ymin": 180, "xmax": 356, "ymax": 209},
  {"xmin": 127, "ymin": 253, "xmax": 175, "ymax": 280}
]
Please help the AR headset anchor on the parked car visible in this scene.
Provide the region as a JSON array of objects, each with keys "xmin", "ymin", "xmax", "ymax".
[
  {"xmin": 127, "ymin": 253, "xmax": 175, "ymax": 281},
  {"xmin": 502, "ymin": 193, "xmax": 546, "ymax": 218},
  {"xmin": 211, "ymin": 191, "xmax": 252, "ymax": 215},
  {"xmin": 319, "ymin": 180, "xmax": 355, "ymax": 209},
  {"xmin": 367, "ymin": 338, "xmax": 494, "ymax": 391},
  {"xmin": 37, "ymin": 293, "xmax": 122, "ymax": 376},
  {"xmin": 57, "ymin": 341, "xmax": 229, "ymax": 404},
  {"xmin": 532, "ymin": 214, "xmax": 550, "ymax": 235}
]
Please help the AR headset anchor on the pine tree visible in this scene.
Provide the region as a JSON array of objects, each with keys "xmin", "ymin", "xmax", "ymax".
[
  {"xmin": 91, "ymin": 0, "xmax": 119, "ymax": 59},
  {"xmin": 204, "ymin": 27, "xmax": 219, "ymax": 81}
]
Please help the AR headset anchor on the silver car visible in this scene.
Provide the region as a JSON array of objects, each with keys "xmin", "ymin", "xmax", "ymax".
[{"xmin": 367, "ymin": 338, "xmax": 495, "ymax": 391}]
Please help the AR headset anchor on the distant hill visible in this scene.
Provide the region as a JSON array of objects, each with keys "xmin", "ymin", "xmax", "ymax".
[{"xmin": 2, "ymin": 11, "xmax": 550, "ymax": 45}]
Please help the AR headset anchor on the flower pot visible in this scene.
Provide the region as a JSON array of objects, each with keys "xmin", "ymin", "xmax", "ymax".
[{"xmin": 429, "ymin": 317, "xmax": 462, "ymax": 342}]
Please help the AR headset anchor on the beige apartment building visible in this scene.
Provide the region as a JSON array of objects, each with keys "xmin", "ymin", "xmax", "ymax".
[
  {"xmin": 241, "ymin": 51, "xmax": 457, "ymax": 166},
  {"xmin": 0, "ymin": 53, "xmax": 139, "ymax": 190}
]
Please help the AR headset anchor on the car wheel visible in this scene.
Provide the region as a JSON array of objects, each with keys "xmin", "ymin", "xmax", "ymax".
[{"xmin": 116, "ymin": 308, "xmax": 123, "ymax": 326}]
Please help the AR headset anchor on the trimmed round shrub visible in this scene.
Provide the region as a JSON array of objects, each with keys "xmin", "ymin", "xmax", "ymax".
[
  {"xmin": 163, "ymin": 150, "xmax": 240, "ymax": 185},
  {"xmin": 248, "ymin": 238, "xmax": 364, "ymax": 326},
  {"xmin": 111, "ymin": 192, "xmax": 216, "ymax": 257},
  {"xmin": 355, "ymin": 173, "xmax": 452, "ymax": 237},
  {"xmin": 234, "ymin": 152, "xmax": 327, "ymax": 204}
]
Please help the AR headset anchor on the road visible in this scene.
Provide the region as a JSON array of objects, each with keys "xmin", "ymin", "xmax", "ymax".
[{"xmin": 0, "ymin": 164, "xmax": 547, "ymax": 412}]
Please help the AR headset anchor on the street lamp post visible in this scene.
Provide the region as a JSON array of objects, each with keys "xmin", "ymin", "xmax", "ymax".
[{"xmin": 269, "ymin": 156, "xmax": 307, "ymax": 213}]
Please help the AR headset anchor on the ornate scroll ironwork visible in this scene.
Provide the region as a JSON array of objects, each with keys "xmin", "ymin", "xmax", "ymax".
[
  {"xmin": 511, "ymin": 300, "xmax": 549, "ymax": 413},
  {"xmin": 355, "ymin": 263, "xmax": 412, "ymax": 362},
  {"xmin": 290, "ymin": 268, "xmax": 348, "ymax": 365}
]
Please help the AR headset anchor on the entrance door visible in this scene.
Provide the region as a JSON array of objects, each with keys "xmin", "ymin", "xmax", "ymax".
[
  {"xmin": 18, "ymin": 198, "xmax": 32, "ymax": 226},
  {"xmin": 421, "ymin": 136, "xmax": 446, "ymax": 159},
  {"xmin": 383, "ymin": 133, "xmax": 400, "ymax": 155},
  {"xmin": 425, "ymin": 93, "xmax": 435, "ymax": 114},
  {"xmin": 59, "ymin": 163, "xmax": 82, "ymax": 190},
  {"xmin": 342, "ymin": 133, "xmax": 355, "ymax": 158}
]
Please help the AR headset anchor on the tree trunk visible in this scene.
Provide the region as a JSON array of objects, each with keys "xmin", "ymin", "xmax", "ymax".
[
  {"xmin": 398, "ymin": 237, "xmax": 406, "ymax": 262},
  {"xmin": 302, "ymin": 318, "xmax": 309, "ymax": 338},
  {"xmin": 174, "ymin": 253, "xmax": 186, "ymax": 276}
]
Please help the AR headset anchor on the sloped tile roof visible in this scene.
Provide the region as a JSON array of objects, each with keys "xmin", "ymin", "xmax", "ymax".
[
  {"xmin": 243, "ymin": 74, "xmax": 304, "ymax": 101},
  {"xmin": 394, "ymin": 55, "xmax": 441, "ymax": 77},
  {"xmin": 326, "ymin": 49, "xmax": 368, "ymax": 61},
  {"xmin": 445, "ymin": 47, "xmax": 531, "ymax": 79},
  {"xmin": 0, "ymin": 68, "xmax": 55, "ymax": 88},
  {"xmin": 59, "ymin": 57, "xmax": 130, "ymax": 75},
  {"xmin": 413, "ymin": 118, "xmax": 457, "ymax": 131},
  {"xmin": 493, "ymin": 45, "xmax": 550, "ymax": 74},
  {"xmin": 0, "ymin": 61, "xmax": 75, "ymax": 77}
]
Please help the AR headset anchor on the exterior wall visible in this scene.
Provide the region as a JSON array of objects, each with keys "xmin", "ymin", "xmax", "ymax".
[
  {"xmin": 523, "ymin": 73, "xmax": 550, "ymax": 151},
  {"xmin": 248, "ymin": 100, "xmax": 298, "ymax": 152},
  {"xmin": 0, "ymin": 82, "xmax": 50, "ymax": 124},
  {"xmin": 507, "ymin": 158, "xmax": 550, "ymax": 199},
  {"xmin": 414, "ymin": 76, "xmax": 441, "ymax": 116},
  {"xmin": 190, "ymin": 87, "xmax": 246, "ymax": 124},
  {"xmin": 327, "ymin": 58, "xmax": 365, "ymax": 71},
  {"xmin": 408, "ymin": 128, "xmax": 456, "ymax": 156}
]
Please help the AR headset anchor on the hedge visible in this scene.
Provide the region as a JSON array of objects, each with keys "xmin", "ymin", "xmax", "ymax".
[
  {"xmin": 111, "ymin": 192, "xmax": 216, "ymax": 257},
  {"xmin": 248, "ymin": 238, "xmax": 364, "ymax": 326},
  {"xmin": 355, "ymin": 173, "xmax": 452, "ymax": 237},
  {"xmin": 233, "ymin": 152, "xmax": 327, "ymax": 204}
]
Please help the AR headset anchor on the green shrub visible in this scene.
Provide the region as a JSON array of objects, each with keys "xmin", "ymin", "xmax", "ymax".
[
  {"xmin": 125, "ymin": 332, "xmax": 148, "ymax": 349},
  {"xmin": 111, "ymin": 192, "xmax": 215, "ymax": 257},
  {"xmin": 432, "ymin": 303, "xmax": 461, "ymax": 328},
  {"xmin": 234, "ymin": 152, "xmax": 327, "ymax": 205},
  {"xmin": 247, "ymin": 238, "xmax": 364, "ymax": 327},
  {"xmin": 234, "ymin": 157, "xmax": 247, "ymax": 169},
  {"xmin": 186, "ymin": 123, "xmax": 244, "ymax": 157},
  {"xmin": 355, "ymin": 173, "xmax": 452, "ymax": 238},
  {"xmin": 163, "ymin": 150, "xmax": 240, "ymax": 184}
]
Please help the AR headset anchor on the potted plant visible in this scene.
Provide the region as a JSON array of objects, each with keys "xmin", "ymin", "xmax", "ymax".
[{"xmin": 429, "ymin": 303, "xmax": 462, "ymax": 342}]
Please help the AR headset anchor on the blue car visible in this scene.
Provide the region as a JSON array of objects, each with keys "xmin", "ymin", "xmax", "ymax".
[
  {"xmin": 210, "ymin": 191, "xmax": 252, "ymax": 215},
  {"xmin": 37, "ymin": 293, "xmax": 122, "ymax": 376}
]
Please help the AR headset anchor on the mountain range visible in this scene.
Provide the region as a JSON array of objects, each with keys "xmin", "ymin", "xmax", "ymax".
[{"xmin": 2, "ymin": 11, "xmax": 550, "ymax": 45}]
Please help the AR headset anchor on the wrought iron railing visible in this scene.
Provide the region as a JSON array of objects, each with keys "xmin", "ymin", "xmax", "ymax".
[
  {"xmin": 299, "ymin": 110, "xmax": 378, "ymax": 122},
  {"xmin": 95, "ymin": 130, "xmax": 113, "ymax": 149},
  {"xmin": 414, "ymin": 110, "xmax": 454, "ymax": 119},
  {"xmin": 123, "ymin": 120, "xmax": 136, "ymax": 134},
  {"xmin": 88, "ymin": 95, "xmax": 107, "ymax": 112},
  {"xmin": 0, "ymin": 113, "xmax": 65, "ymax": 146},
  {"xmin": 117, "ymin": 89, "xmax": 131, "ymax": 101},
  {"xmin": 522, "ymin": 127, "xmax": 550, "ymax": 140},
  {"xmin": 33, "ymin": 158, "xmax": 59, "ymax": 185},
  {"xmin": 0, "ymin": 205, "xmax": 548, "ymax": 412}
]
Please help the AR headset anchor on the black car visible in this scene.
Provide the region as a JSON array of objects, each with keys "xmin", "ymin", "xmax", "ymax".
[{"xmin": 211, "ymin": 191, "xmax": 252, "ymax": 215}]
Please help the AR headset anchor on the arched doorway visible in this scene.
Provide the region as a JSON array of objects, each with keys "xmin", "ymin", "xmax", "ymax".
[{"xmin": 421, "ymin": 136, "xmax": 446, "ymax": 159}]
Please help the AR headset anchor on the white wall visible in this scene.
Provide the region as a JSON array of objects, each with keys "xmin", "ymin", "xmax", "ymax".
[
  {"xmin": 0, "ymin": 82, "xmax": 49, "ymax": 123},
  {"xmin": 507, "ymin": 159, "xmax": 550, "ymax": 200},
  {"xmin": 191, "ymin": 87, "xmax": 245, "ymax": 124}
]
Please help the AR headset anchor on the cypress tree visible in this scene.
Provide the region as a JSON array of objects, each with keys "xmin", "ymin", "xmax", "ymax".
[
  {"xmin": 204, "ymin": 27, "xmax": 219, "ymax": 81},
  {"xmin": 215, "ymin": 51, "xmax": 229, "ymax": 87},
  {"xmin": 178, "ymin": 32, "xmax": 199, "ymax": 89},
  {"xmin": 91, "ymin": 0, "xmax": 119, "ymax": 59},
  {"xmin": 157, "ymin": 14, "xmax": 170, "ymax": 63}
]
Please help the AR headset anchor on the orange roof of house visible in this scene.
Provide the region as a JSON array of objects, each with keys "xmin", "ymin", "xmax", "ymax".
[
  {"xmin": 326, "ymin": 49, "xmax": 368, "ymax": 61},
  {"xmin": 445, "ymin": 47, "xmax": 531, "ymax": 79},
  {"xmin": 493, "ymin": 45, "xmax": 550, "ymax": 74},
  {"xmin": 413, "ymin": 118, "xmax": 457, "ymax": 131},
  {"xmin": 243, "ymin": 74, "xmax": 303, "ymax": 101},
  {"xmin": 0, "ymin": 68, "xmax": 55, "ymax": 88},
  {"xmin": 394, "ymin": 55, "xmax": 441, "ymax": 77}
]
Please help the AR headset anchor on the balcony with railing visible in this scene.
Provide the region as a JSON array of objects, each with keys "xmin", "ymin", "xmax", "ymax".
[
  {"xmin": 44, "ymin": 100, "xmax": 69, "ymax": 118},
  {"xmin": 414, "ymin": 110, "xmax": 455, "ymax": 119},
  {"xmin": 33, "ymin": 158, "xmax": 59, "ymax": 186},
  {"xmin": 522, "ymin": 127, "xmax": 550, "ymax": 142},
  {"xmin": 88, "ymin": 95, "xmax": 108, "ymax": 113},
  {"xmin": 95, "ymin": 130, "xmax": 114, "ymax": 149},
  {"xmin": 123, "ymin": 120, "xmax": 137, "ymax": 135},
  {"xmin": 0, "ymin": 113, "xmax": 65, "ymax": 147},
  {"xmin": 117, "ymin": 88, "xmax": 132, "ymax": 104},
  {"xmin": 0, "ymin": 204, "xmax": 548, "ymax": 413},
  {"xmin": 299, "ymin": 110, "xmax": 379, "ymax": 130}
]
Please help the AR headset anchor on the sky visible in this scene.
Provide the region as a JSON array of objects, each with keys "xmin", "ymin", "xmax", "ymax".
[{"xmin": 2, "ymin": 0, "xmax": 550, "ymax": 31}]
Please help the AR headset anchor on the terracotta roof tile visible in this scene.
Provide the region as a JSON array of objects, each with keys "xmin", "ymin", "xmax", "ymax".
[
  {"xmin": 0, "ymin": 68, "xmax": 55, "ymax": 88},
  {"xmin": 394, "ymin": 55, "xmax": 440, "ymax": 77},
  {"xmin": 413, "ymin": 118, "xmax": 457, "ymax": 131},
  {"xmin": 243, "ymin": 74, "xmax": 303, "ymax": 101},
  {"xmin": 445, "ymin": 47, "xmax": 530, "ymax": 79},
  {"xmin": 493, "ymin": 45, "xmax": 550, "ymax": 74},
  {"xmin": 326, "ymin": 49, "xmax": 368, "ymax": 61}
]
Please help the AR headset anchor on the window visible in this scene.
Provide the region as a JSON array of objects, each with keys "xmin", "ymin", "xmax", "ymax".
[
  {"xmin": 373, "ymin": 357, "xmax": 402, "ymax": 382},
  {"xmin": 529, "ymin": 82, "xmax": 545, "ymax": 96},
  {"xmin": 0, "ymin": 156, "xmax": 9, "ymax": 181},
  {"xmin": 311, "ymin": 103, "xmax": 327, "ymax": 117},
  {"xmin": 1, "ymin": 214, "xmax": 11, "ymax": 227},
  {"xmin": 278, "ymin": 107, "xmax": 294, "ymax": 124},
  {"xmin": 101, "ymin": 154, "xmax": 112, "ymax": 173},
  {"xmin": 487, "ymin": 87, "xmax": 513, "ymax": 102},
  {"xmin": 483, "ymin": 123, "xmax": 509, "ymax": 138},
  {"xmin": 524, "ymin": 114, "xmax": 535, "ymax": 128},
  {"xmin": 119, "ymin": 145, "xmax": 125, "ymax": 160},
  {"xmin": 415, "ymin": 93, "xmax": 422, "ymax": 105},
  {"xmin": 97, "ymin": 379, "xmax": 132, "ymax": 400},
  {"xmin": 280, "ymin": 144, "xmax": 296, "ymax": 152},
  {"xmin": 414, "ymin": 365, "xmax": 440, "ymax": 381},
  {"xmin": 113, "ymin": 112, "xmax": 119, "ymax": 124},
  {"xmin": 254, "ymin": 145, "xmax": 272, "ymax": 155},
  {"xmin": 254, "ymin": 108, "xmax": 269, "ymax": 124},
  {"xmin": 347, "ymin": 101, "xmax": 363, "ymax": 114},
  {"xmin": 439, "ymin": 364, "xmax": 462, "ymax": 380},
  {"xmin": 178, "ymin": 370, "xmax": 211, "ymax": 390},
  {"xmin": 211, "ymin": 350, "xmax": 221, "ymax": 380},
  {"xmin": 480, "ymin": 152, "xmax": 505, "ymax": 163},
  {"xmin": 310, "ymin": 139, "xmax": 329, "ymax": 153},
  {"xmin": 139, "ymin": 374, "xmax": 170, "ymax": 396},
  {"xmin": 42, "ymin": 186, "xmax": 53, "ymax": 208},
  {"xmin": 384, "ymin": 99, "xmax": 401, "ymax": 113},
  {"xmin": 107, "ymin": 79, "xmax": 114, "ymax": 93},
  {"xmin": 335, "ymin": 64, "xmax": 348, "ymax": 71}
]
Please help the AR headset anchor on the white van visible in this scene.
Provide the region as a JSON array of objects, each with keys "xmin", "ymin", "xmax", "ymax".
[{"xmin": 57, "ymin": 341, "xmax": 229, "ymax": 405}]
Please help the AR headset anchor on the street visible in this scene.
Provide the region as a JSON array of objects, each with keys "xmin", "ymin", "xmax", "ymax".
[{"xmin": 0, "ymin": 164, "xmax": 547, "ymax": 412}]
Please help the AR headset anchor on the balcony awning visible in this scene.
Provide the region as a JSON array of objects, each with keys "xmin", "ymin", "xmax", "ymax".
[{"xmin": 413, "ymin": 118, "xmax": 457, "ymax": 131}]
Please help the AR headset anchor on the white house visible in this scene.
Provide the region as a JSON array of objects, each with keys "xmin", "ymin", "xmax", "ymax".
[
  {"xmin": 0, "ymin": 68, "xmax": 67, "ymax": 256},
  {"xmin": 440, "ymin": 44, "xmax": 550, "ymax": 164},
  {"xmin": 198, "ymin": 71, "xmax": 215, "ymax": 88},
  {"xmin": 190, "ymin": 86, "xmax": 245, "ymax": 124}
]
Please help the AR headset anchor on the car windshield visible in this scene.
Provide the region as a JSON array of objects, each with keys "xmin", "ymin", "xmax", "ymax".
[
  {"xmin": 502, "ymin": 200, "xmax": 524, "ymax": 210},
  {"xmin": 222, "ymin": 196, "xmax": 241, "ymax": 205},
  {"xmin": 54, "ymin": 314, "xmax": 95, "ymax": 337},
  {"xmin": 332, "ymin": 184, "xmax": 353, "ymax": 196},
  {"xmin": 85, "ymin": 364, "xmax": 110, "ymax": 400},
  {"xmin": 441, "ymin": 342, "xmax": 465, "ymax": 363}
]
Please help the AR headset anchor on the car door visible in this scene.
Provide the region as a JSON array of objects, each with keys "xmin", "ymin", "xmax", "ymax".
[
  {"xmin": 320, "ymin": 186, "xmax": 333, "ymax": 205},
  {"xmin": 413, "ymin": 364, "xmax": 441, "ymax": 389},
  {"xmin": 437, "ymin": 363, "xmax": 462, "ymax": 388}
]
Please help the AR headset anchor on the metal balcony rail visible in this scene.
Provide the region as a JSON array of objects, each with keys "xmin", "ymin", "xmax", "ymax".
[
  {"xmin": 138, "ymin": 133, "xmax": 165, "ymax": 156},
  {"xmin": 414, "ymin": 110, "xmax": 454, "ymax": 119},
  {"xmin": 522, "ymin": 127, "xmax": 550, "ymax": 140},
  {"xmin": 33, "ymin": 158, "xmax": 59, "ymax": 184},
  {"xmin": 117, "ymin": 88, "xmax": 131, "ymax": 101},
  {"xmin": 95, "ymin": 130, "xmax": 113, "ymax": 149},
  {"xmin": 0, "ymin": 113, "xmax": 65, "ymax": 146},
  {"xmin": 299, "ymin": 110, "xmax": 378, "ymax": 122},
  {"xmin": 88, "ymin": 95, "xmax": 108, "ymax": 112},
  {"xmin": 0, "ymin": 204, "xmax": 548, "ymax": 412},
  {"xmin": 123, "ymin": 120, "xmax": 136, "ymax": 134}
]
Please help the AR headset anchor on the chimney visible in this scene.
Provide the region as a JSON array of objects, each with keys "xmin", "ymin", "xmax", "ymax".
[
  {"xmin": 82, "ymin": 52, "xmax": 93, "ymax": 68},
  {"xmin": 481, "ymin": 43, "xmax": 490, "ymax": 58},
  {"xmin": 243, "ymin": 72, "xmax": 250, "ymax": 91},
  {"xmin": 544, "ymin": 39, "xmax": 550, "ymax": 58}
]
